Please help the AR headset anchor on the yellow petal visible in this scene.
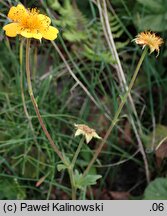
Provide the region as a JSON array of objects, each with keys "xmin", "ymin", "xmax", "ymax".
[
  {"xmin": 38, "ymin": 14, "xmax": 51, "ymax": 26},
  {"xmin": 92, "ymin": 132, "xmax": 102, "ymax": 140},
  {"xmin": 3, "ymin": 23, "xmax": 21, "ymax": 37},
  {"xmin": 41, "ymin": 26, "xmax": 59, "ymax": 40},
  {"xmin": 85, "ymin": 134, "xmax": 93, "ymax": 144},
  {"xmin": 20, "ymin": 29, "xmax": 42, "ymax": 40},
  {"xmin": 74, "ymin": 129, "xmax": 83, "ymax": 137},
  {"xmin": 8, "ymin": 4, "xmax": 27, "ymax": 22}
]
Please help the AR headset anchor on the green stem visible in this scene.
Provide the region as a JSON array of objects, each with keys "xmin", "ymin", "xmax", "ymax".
[
  {"xmin": 68, "ymin": 137, "xmax": 84, "ymax": 200},
  {"xmin": 20, "ymin": 39, "xmax": 41, "ymax": 176},
  {"xmin": 68, "ymin": 167, "xmax": 76, "ymax": 200},
  {"xmin": 25, "ymin": 39, "xmax": 65, "ymax": 164},
  {"xmin": 72, "ymin": 137, "xmax": 84, "ymax": 166},
  {"xmin": 20, "ymin": 39, "xmax": 38, "ymax": 143},
  {"xmin": 83, "ymin": 47, "xmax": 148, "ymax": 176},
  {"xmin": 20, "ymin": 39, "xmax": 33, "ymax": 130}
]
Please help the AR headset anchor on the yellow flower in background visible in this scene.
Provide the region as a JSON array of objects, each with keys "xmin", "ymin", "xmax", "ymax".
[
  {"xmin": 3, "ymin": 4, "xmax": 59, "ymax": 40},
  {"xmin": 74, "ymin": 124, "xmax": 101, "ymax": 144},
  {"xmin": 134, "ymin": 31, "xmax": 163, "ymax": 56}
]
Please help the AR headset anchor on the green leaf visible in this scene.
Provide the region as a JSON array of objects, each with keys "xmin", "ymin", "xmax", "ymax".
[
  {"xmin": 52, "ymin": 0, "xmax": 88, "ymax": 43},
  {"xmin": 57, "ymin": 164, "xmax": 67, "ymax": 172},
  {"xmin": 143, "ymin": 178, "xmax": 167, "ymax": 200},
  {"xmin": 57, "ymin": 153, "xmax": 70, "ymax": 172},
  {"xmin": 74, "ymin": 170, "xmax": 101, "ymax": 190},
  {"xmin": 137, "ymin": 0, "xmax": 165, "ymax": 13},
  {"xmin": 142, "ymin": 124, "xmax": 167, "ymax": 151},
  {"xmin": 21, "ymin": 148, "xmax": 47, "ymax": 178},
  {"xmin": 62, "ymin": 152, "xmax": 71, "ymax": 165},
  {"xmin": 83, "ymin": 45, "xmax": 115, "ymax": 64},
  {"xmin": 63, "ymin": 31, "xmax": 88, "ymax": 42},
  {"xmin": 135, "ymin": 0, "xmax": 167, "ymax": 31},
  {"xmin": 115, "ymin": 40, "xmax": 129, "ymax": 50},
  {"xmin": 0, "ymin": 178, "xmax": 26, "ymax": 199},
  {"xmin": 47, "ymin": 0, "xmax": 61, "ymax": 10},
  {"xmin": 138, "ymin": 14, "xmax": 167, "ymax": 32}
]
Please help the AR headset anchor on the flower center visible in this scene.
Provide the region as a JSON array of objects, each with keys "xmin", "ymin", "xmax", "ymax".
[
  {"xmin": 19, "ymin": 8, "xmax": 49, "ymax": 32},
  {"xmin": 20, "ymin": 9, "xmax": 38, "ymax": 30},
  {"xmin": 147, "ymin": 37, "xmax": 156, "ymax": 47},
  {"xmin": 79, "ymin": 125, "xmax": 95, "ymax": 134}
]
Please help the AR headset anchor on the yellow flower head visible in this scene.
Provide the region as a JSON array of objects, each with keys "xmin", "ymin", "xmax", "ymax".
[
  {"xmin": 74, "ymin": 124, "xmax": 101, "ymax": 144},
  {"xmin": 134, "ymin": 31, "xmax": 163, "ymax": 56},
  {"xmin": 3, "ymin": 4, "xmax": 59, "ymax": 40}
]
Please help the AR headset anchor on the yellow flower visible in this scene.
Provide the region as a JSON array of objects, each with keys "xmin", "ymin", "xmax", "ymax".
[
  {"xmin": 3, "ymin": 4, "xmax": 59, "ymax": 40},
  {"xmin": 74, "ymin": 124, "xmax": 101, "ymax": 144},
  {"xmin": 134, "ymin": 31, "xmax": 163, "ymax": 55}
]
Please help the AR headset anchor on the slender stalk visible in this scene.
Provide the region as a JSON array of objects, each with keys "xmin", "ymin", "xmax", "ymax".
[
  {"xmin": 25, "ymin": 39, "xmax": 65, "ymax": 164},
  {"xmin": 68, "ymin": 137, "xmax": 85, "ymax": 200},
  {"xmin": 98, "ymin": 0, "xmax": 150, "ymax": 183},
  {"xmin": 72, "ymin": 137, "xmax": 84, "ymax": 166},
  {"xmin": 20, "ymin": 39, "xmax": 39, "ymax": 144},
  {"xmin": 84, "ymin": 47, "xmax": 148, "ymax": 176},
  {"xmin": 20, "ymin": 39, "xmax": 33, "ymax": 130},
  {"xmin": 68, "ymin": 167, "xmax": 76, "ymax": 200}
]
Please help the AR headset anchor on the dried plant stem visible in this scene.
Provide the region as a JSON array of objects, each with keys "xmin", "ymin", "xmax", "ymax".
[
  {"xmin": 84, "ymin": 48, "xmax": 148, "ymax": 177},
  {"xmin": 98, "ymin": 0, "xmax": 141, "ymax": 126},
  {"xmin": 96, "ymin": 0, "xmax": 150, "ymax": 183},
  {"xmin": 25, "ymin": 39, "xmax": 65, "ymax": 164},
  {"xmin": 51, "ymin": 41, "xmax": 111, "ymax": 121}
]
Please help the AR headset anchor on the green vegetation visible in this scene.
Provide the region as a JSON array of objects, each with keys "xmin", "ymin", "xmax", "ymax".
[{"xmin": 0, "ymin": 0, "xmax": 167, "ymax": 200}]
